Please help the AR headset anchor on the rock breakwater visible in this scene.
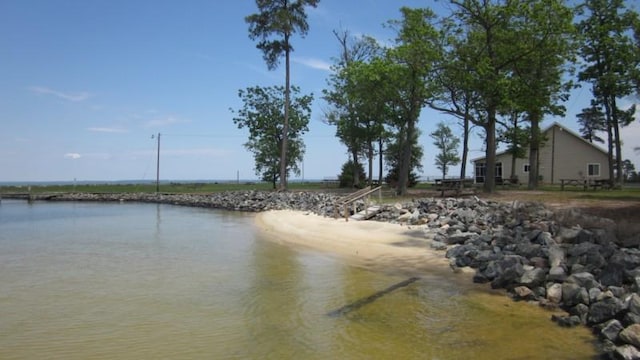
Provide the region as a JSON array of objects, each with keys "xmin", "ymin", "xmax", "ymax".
[{"xmin": 20, "ymin": 191, "xmax": 640, "ymax": 358}]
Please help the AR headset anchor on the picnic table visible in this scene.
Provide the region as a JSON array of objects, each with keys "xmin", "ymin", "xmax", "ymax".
[
  {"xmin": 434, "ymin": 178, "xmax": 474, "ymax": 197},
  {"xmin": 560, "ymin": 178, "xmax": 611, "ymax": 191},
  {"xmin": 589, "ymin": 179, "xmax": 611, "ymax": 190}
]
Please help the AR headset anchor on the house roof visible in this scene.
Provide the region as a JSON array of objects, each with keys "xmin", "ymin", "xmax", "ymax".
[{"xmin": 470, "ymin": 121, "xmax": 610, "ymax": 163}]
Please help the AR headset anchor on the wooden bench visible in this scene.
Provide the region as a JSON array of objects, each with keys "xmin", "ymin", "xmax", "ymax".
[{"xmin": 434, "ymin": 178, "xmax": 475, "ymax": 197}]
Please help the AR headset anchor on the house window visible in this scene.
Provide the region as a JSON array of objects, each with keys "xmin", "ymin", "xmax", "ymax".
[
  {"xmin": 523, "ymin": 164, "xmax": 530, "ymax": 173},
  {"xmin": 588, "ymin": 163, "xmax": 600, "ymax": 177},
  {"xmin": 475, "ymin": 162, "xmax": 486, "ymax": 183},
  {"xmin": 474, "ymin": 162, "xmax": 503, "ymax": 183}
]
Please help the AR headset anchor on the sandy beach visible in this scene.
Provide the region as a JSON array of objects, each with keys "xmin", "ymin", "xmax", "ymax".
[{"xmin": 255, "ymin": 210, "xmax": 457, "ymax": 276}]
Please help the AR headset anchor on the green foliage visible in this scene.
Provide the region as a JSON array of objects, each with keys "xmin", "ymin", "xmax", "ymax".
[
  {"xmin": 498, "ymin": 121, "xmax": 530, "ymax": 159},
  {"xmin": 323, "ymin": 32, "xmax": 386, "ymax": 185},
  {"xmin": 385, "ymin": 127, "xmax": 422, "ymax": 188},
  {"xmin": 577, "ymin": 103, "xmax": 606, "ymax": 143},
  {"xmin": 245, "ymin": 0, "xmax": 319, "ymax": 70},
  {"xmin": 444, "ymin": 0, "xmax": 576, "ymax": 191},
  {"xmin": 384, "ymin": 7, "xmax": 441, "ymax": 195},
  {"xmin": 577, "ymin": 0, "xmax": 640, "ymax": 184},
  {"xmin": 338, "ymin": 160, "xmax": 366, "ymax": 188},
  {"xmin": 430, "ymin": 122, "xmax": 460, "ymax": 179},
  {"xmin": 231, "ymin": 85, "xmax": 312, "ymax": 188},
  {"xmin": 622, "ymin": 159, "xmax": 636, "ymax": 181}
]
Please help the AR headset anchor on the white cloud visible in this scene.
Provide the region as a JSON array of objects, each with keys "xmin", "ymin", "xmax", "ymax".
[
  {"xmin": 87, "ymin": 127, "xmax": 128, "ymax": 133},
  {"xmin": 144, "ymin": 116, "xmax": 189, "ymax": 128},
  {"xmin": 293, "ymin": 57, "xmax": 332, "ymax": 71},
  {"xmin": 29, "ymin": 86, "xmax": 91, "ymax": 102},
  {"xmin": 64, "ymin": 153, "xmax": 81, "ymax": 159},
  {"xmin": 164, "ymin": 148, "xmax": 231, "ymax": 157},
  {"xmin": 131, "ymin": 147, "xmax": 229, "ymax": 158}
]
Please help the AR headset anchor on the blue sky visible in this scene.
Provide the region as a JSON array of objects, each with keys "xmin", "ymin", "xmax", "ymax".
[{"xmin": 1, "ymin": 0, "xmax": 638, "ymax": 182}]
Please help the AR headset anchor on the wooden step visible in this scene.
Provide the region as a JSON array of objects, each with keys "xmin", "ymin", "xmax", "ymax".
[{"xmin": 350, "ymin": 205, "xmax": 382, "ymax": 221}]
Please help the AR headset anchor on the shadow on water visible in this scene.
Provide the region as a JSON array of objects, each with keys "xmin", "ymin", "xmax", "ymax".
[{"xmin": 326, "ymin": 277, "xmax": 420, "ymax": 317}]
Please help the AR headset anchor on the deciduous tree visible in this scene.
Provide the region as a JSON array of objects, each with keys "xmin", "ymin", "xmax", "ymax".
[
  {"xmin": 386, "ymin": 7, "xmax": 442, "ymax": 195},
  {"xmin": 231, "ymin": 85, "xmax": 312, "ymax": 189},
  {"xmin": 577, "ymin": 0, "xmax": 640, "ymax": 186},
  {"xmin": 430, "ymin": 122, "xmax": 460, "ymax": 180}
]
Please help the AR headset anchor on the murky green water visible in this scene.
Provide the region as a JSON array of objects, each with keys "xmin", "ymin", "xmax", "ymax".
[{"xmin": 0, "ymin": 200, "xmax": 597, "ymax": 359}]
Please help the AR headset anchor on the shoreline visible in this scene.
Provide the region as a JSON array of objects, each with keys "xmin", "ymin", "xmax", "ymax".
[{"xmin": 255, "ymin": 209, "xmax": 461, "ymax": 279}]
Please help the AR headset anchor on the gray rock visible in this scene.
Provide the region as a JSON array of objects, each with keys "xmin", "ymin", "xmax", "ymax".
[
  {"xmin": 519, "ymin": 268, "xmax": 547, "ymax": 287},
  {"xmin": 562, "ymin": 282, "xmax": 589, "ymax": 307},
  {"xmin": 589, "ymin": 287, "xmax": 603, "ymax": 304},
  {"xmin": 599, "ymin": 319, "xmax": 623, "ymax": 342},
  {"xmin": 548, "ymin": 266, "xmax": 567, "ymax": 282},
  {"xmin": 615, "ymin": 344, "xmax": 640, "ymax": 360},
  {"xmin": 445, "ymin": 231, "xmax": 477, "ymax": 245},
  {"xmin": 588, "ymin": 297, "xmax": 626, "ymax": 325},
  {"xmin": 555, "ymin": 226, "xmax": 583, "ymax": 244},
  {"xmin": 620, "ymin": 324, "xmax": 640, "ymax": 348},
  {"xmin": 551, "ymin": 314, "xmax": 582, "ymax": 327},
  {"xmin": 623, "ymin": 312, "xmax": 640, "ymax": 327},
  {"xmin": 570, "ymin": 303, "xmax": 590, "ymax": 324},
  {"xmin": 513, "ymin": 286, "xmax": 534, "ymax": 300},
  {"xmin": 566, "ymin": 272, "xmax": 600, "ymax": 290},
  {"xmin": 628, "ymin": 293, "xmax": 640, "ymax": 316},
  {"xmin": 547, "ymin": 283, "xmax": 563, "ymax": 304},
  {"xmin": 548, "ymin": 246, "xmax": 565, "ymax": 268}
]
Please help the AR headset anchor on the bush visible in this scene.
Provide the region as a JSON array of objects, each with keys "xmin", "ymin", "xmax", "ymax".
[
  {"xmin": 384, "ymin": 165, "xmax": 419, "ymax": 188},
  {"xmin": 338, "ymin": 160, "xmax": 366, "ymax": 188}
]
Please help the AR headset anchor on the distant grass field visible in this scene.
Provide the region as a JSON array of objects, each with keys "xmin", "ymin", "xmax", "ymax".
[
  {"xmin": 2, "ymin": 181, "xmax": 639, "ymax": 203},
  {"xmin": 0, "ymin": 181, "xmax": 336, "ymax": 195}
]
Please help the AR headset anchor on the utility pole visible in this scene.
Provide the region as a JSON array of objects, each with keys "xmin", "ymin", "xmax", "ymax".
[{"xmin": 153, "ymin": 133, "xmax": 161, "ymax": 193}]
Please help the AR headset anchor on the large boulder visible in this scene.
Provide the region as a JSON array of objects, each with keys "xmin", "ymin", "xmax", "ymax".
[
  {"xmin": 620, "ymin": 324, "xmax": 640, "ymax": 348},
  {"xmin": 599, "ymin": 319, "xmax": 624, "ymax": 342},
  {"xmin": 546, "ymin": 283, "xmax": 563, "ymax": 304},
  {"xmin": 588, "ymin": 297, "xmax": 626, "ymax": 325},
  {"xmin": 615, "ymin": 344, "xmax": 640, "ymax": 360},
  {"xmin": 566, "ymin": 272, "xmax": 600, "ymax": 290},
  {"xmin": 519, "ymin": 268, "xmax": 547, "ymax": 288},
  {"xmin": 562, "ymin": 282, "xmax": 589, "ymax": 307},
  {"xmin": 490, "ymin": 256, "xmax": 526, "ymax": 289}
]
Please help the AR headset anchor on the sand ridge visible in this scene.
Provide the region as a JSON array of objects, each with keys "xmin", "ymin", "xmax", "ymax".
[{"xmin": 255, "ymin": 210, "xmax": 455, "ymax": 275}]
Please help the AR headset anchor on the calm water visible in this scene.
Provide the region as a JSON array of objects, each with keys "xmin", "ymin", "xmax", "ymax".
[{"xmin": 0, "ymin": 200, "xmax": 597, "ymax": 359}]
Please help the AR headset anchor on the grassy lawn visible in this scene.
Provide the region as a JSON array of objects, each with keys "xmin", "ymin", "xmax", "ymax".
[{"xmin": 2, "ymin": 181, "xmax": 639, "ymax": 203}]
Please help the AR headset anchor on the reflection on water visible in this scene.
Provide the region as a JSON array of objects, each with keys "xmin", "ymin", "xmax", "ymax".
[{"xmin": 0, "ymin": 200, "xmax": 597, "ymax": 359}]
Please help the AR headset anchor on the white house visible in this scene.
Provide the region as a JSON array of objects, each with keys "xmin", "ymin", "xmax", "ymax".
[{"xmin": 471, "ymin": 122, "xmax": 610, "ymax": 185}]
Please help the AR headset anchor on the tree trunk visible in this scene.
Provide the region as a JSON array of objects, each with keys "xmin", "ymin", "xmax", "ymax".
[
  {"xmin": 460, "ymin": 113, "xmax": 470, "ymax": 191},
  {"xmin": 397, "ymin": 119, "xmax": 414, "ymax": 196},
  {"xmin": 483, "ymin": 110, "xmax": 496, "ymax": 193},
  {"xmin": 279, "ymin": 35, "xmax": 291, "ymax": 191},
  {"xmin": 602, "ymin": 96, "xmax": 615, "ymax": 184},
  {"xmin": 528, "ymin": 113, "xmax": 540, "ymax": 189},
  {"xmin": 368, "ymin": 143, "xmax": 374, "ymax": 186},
  {"xmin": 351, "ymin": 149, "xmax": 360, "ymax": 188},
  {"xmin": 611, "ymin": 96, "xmax": 623, "ymax": 186},
  {"xmin": 510, "ymin": 113, "xmax": 518, "ymax": 181},
  {"xmin": 378, "ymin": 138, "xmax": 384, "ymax": 185}
]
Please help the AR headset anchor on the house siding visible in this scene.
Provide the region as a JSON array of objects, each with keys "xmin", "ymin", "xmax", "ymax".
[
  {"xmin": 551, "ymin": 125, "xmax": 609, "ymax": 182},
  {"xmin": 472, "ymin": 123, "xmax": 610, "ymax": 185}
]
